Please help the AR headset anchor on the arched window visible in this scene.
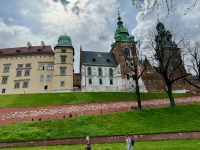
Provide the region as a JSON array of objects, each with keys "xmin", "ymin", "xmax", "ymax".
[
  {"xmin": 130, "ymin": 61, "xmax": 133, "ymax": 66},
  {"xmin": 98, "ymin": 68, "xmax": 102, "ymax": 76},
  {"xmin": 125, "ymin": 61, "xmax": 129, "ymax": 66},
  {"xmin": 88, "ymin": 67, "xmax": 91, "ymax": 76},
  {"xmin": 109, "ymin": 68, "xmax": 113, "ymax": 77},
  {"xmin": 124, "ymin": 48, "xmax": 131, "ymax": 57}
]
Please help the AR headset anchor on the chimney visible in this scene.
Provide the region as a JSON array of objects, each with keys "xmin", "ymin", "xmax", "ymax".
[
  {"xmin": 27, "ymin": 42, "xmax": 32, "ymax": 48},
  {"xmin": 41, "ymin": 41, "xmax": 45, "ymax": 48}
]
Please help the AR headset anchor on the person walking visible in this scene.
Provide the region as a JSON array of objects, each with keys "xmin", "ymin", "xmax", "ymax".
[
  {"xmin": 85, "ymin": 136, "xmax": 91, "ymax": 150},
  {"xmin": 125, "ymin": 135, "xmax": 133, "ymax": 150}
]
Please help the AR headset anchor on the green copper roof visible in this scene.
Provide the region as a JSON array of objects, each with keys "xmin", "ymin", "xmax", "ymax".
[
  {"xmin": 56, "ymin": 34, "xmax": 73, "ymax": 47},
  {"xmin": 114, "ymin": 11, "xmax": 129, "ymax": 42}
]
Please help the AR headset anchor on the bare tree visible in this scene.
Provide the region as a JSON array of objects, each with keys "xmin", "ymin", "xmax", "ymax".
[
  {"xmin": 130, "ymin": 0, "xmax": 198, "ymax": 18},
  {"xmin": 183, "ymin": 41, "xmax": 200, "ymax": 90},
  {"xmin": 119, "ymin": 40, "xmax": 147, "ymax": 110},
  {"xmin": 146, "ymin": 22, "xmax": 189, "ymax": 106}
]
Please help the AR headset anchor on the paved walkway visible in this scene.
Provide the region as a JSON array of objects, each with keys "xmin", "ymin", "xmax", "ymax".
[
  {"xmin": 1, "ymin": 131, "xmax": 200, "ymax": 148},
  {"xmin": 0, "ymin": 96, "xmax": 199, "ymax": 125}
]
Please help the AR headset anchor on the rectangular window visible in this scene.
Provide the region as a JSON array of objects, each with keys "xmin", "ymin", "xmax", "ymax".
[
  {"xmin": 26, "ymin": 63, "xmax": 31, "ymax": 67},
  {"xmin": 44, "ymin": 85, "xmax": 48, "ymax": 90},
  {"xmin": 61, "ymin": 57, "xmax": 66, "ymax": 63},
  {"xmin": 39, "ymin": 64, "xmax": 45, "ymax": 70},
  {"xmin": 89, "ymin": 78, "xmax": 92, "ymax": 84},
  {"xmin": 110, "ymin": 79, "xmax": 113, "ymax": 85},
  {"xmin": 148, "ymin": 80, "xmax": 151, "ymax": 84},
  {"xmin": 40, "ymin": 75, "xmax": 44, "ymax": 82},
  {"xmin": 126, "ymin": 74, "xmax": 130, "ymax": 80},
  {"xmin": 47, "ymin": 64, "xmax": 54, "ymax": 70},
  {"xmin": 99, "ymin": 78, "xmax": 103, "ymax": 85},
  {"xmin": 60, "ymin": 68, "xmax": 66, "ymax": 75},
  {"xmin": 2, "ymin": 77, "xmax": 8, "ymax": 84},
  {"xmin": 2, "ymin": 88, "xmax": 6, "ymax": 93},
  {"xmin": 18, "ymin": 64, "xmax": 23, "ymax": 68},
  {"xmin": 14, "ymin": 81, "xmax": 20, "ymax": 88},
  {"xmin": 22, "ymin": 81, "xmax": 28, "ymax": 88},
  {"xmin": 4, "ymin": 65, "xmax": 10, "ymax": 72},
  {"xmin": 153, "ymin": 80, "xmax": 157, "ymax": 84},
  {"xmin": 60, "ymin": 81, "xmax": 65, "ymax": 86},
  {"xmin": 24, "ymin": 70, "xmax": 30, "ymax": 76},
  {"xmin": 61, "ymin": 49, "xmax": 66, "ymax": 53},
  {"xmin": 46, "ymin": 75, "xmax": 50, "ymax": 81},
  {"xmin": 16, "ymin": 70, "xmax": 22, "ymax": 76}
]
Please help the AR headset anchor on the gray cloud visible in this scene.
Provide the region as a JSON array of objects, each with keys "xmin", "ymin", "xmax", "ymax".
[
  {"xmin": 72, "ymin": 1, "xmax": 80, "ymax": 16},
  {"xmin": 52, "ymin": 0, "xmax": 70, "ymax": 6}
]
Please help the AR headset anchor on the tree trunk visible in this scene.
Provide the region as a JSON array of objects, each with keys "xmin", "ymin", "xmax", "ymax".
[
  {"xmin": 166, "ymin": 84, "xmax": 176, "ymax": 107},
  {"xmin": 135, "ymin": 79, "xmax": 142, "ymax": 110}
]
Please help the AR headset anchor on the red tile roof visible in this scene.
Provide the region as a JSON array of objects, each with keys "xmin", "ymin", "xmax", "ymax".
[{"xmin": 0, "ymin": 45, "xmax": 54, "ymax": 56}]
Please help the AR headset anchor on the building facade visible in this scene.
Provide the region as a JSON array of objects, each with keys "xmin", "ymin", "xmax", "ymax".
[{"xmin": 0, "ymin": 34, "xmax": 74, "ymax": 94}]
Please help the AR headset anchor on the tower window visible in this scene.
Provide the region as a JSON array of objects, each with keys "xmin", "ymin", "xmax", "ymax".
[
  {"xmin": 61, "ymin": 57, "xmax": 66, "ymax": 63},
  {"xmin": 124, "ymin": 48, "xmax": 131, "ymax": 57},
  {"xmin": 60, "ymin": 68, "xmax": 66, "ymax": 76},
  {"xmin": 61, "ymin": 49, "xmax": 66, "ymax": 53}
]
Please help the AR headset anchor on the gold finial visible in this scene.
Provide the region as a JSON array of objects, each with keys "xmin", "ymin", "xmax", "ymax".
[{"xmin": 117, "ymin": 8, "xmax": 120, "ymax": 18}]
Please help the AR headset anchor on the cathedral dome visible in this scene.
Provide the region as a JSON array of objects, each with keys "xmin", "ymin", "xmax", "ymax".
[{"xmin": 56, "ymin": 34, "xmax": 73, "ymax": 47}]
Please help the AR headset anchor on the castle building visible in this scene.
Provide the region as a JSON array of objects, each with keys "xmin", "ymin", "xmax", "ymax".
[
  {"xmin": 0, "ymin": 34, "xmax": 74, "ymax": 94},
  {"xmin": 1, "ymin": 13, "xmax": 199, "ymax": 94}
]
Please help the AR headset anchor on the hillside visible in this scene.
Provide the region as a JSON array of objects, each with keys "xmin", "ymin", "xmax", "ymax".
[
  {"xmin": 0, "ymin": 92, "xmax": 188, "ymax": 108},
  {"xmin": 0, "ymin": 103, "xmax": 199, "ymax": 142}
]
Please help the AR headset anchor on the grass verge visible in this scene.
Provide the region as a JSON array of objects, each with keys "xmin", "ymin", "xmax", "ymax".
[
  {"xmin": 1, "ymin": 139, "xmax": 200, "ymax": 150},
  {"xmin": 0, "ymin": 92, "xmax": 189, "ymax": 108},
  {"xmin": 0, "ymin": 103, "xmax": 199, "ymax": 142}
]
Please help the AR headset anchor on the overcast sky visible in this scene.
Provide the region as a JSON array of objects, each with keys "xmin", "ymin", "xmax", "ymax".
[{"xmin": 0, "ymin": 0, "xmax": 199, "ymax": 73}]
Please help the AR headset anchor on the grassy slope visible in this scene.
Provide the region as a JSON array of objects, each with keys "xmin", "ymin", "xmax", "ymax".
[
  {"xmin": 1, "ymin": 139, "xmax": 200, "ymax": 150},
  {"xmin": 0, "ymin": 92, "xmax": 188, "ymax": 108},
  {"xmin": 0, "ymin": 104, "xmax": 199, "ymax": 142}
]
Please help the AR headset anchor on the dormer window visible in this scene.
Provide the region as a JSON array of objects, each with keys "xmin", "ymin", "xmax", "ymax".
[
  {"xmin": 16, "ymin": 50, "xmax": 21, "ymax": 53},
  {"xmin": 107, "ymin": 59, "xmax": 110, "ymax": 62},
  {"xmin": 92, "ymin": 58, "xmax": 96, "ymax": 62},
  {"xmin": 38, "ymin": 49, "xmax": 41, "ymax": 52}
]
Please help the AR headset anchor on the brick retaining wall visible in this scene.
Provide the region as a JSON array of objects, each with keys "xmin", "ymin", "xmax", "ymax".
[{"xmin": 0, "ymin": 131, "xmax": 200, "ymax": 148}]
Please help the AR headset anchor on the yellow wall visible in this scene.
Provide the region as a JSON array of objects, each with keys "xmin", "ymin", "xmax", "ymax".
[{"xmin": 0, "ymin": 47, "xmax": 74, "ymax": 94}]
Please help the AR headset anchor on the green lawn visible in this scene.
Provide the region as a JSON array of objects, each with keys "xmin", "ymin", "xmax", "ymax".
[
  {"xmin": 0, "ymin": 92, "xmax": 188, "ymax": 108},
  {"xmin": 2, "ymin": 139, "xmax": 200, "ymax": 150},
  {"xmin": 0, "ymin": 104, "xmax": 199, "ymax": 142}
]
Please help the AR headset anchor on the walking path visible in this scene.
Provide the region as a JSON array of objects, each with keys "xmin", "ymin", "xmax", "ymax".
[
  {"xmin": 0, "ymin": 96, "xmax": 199, "ymax": 125},
  {"xmin": 1, "ymin": 131, "xmax": 200, "ymax": 148}
]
